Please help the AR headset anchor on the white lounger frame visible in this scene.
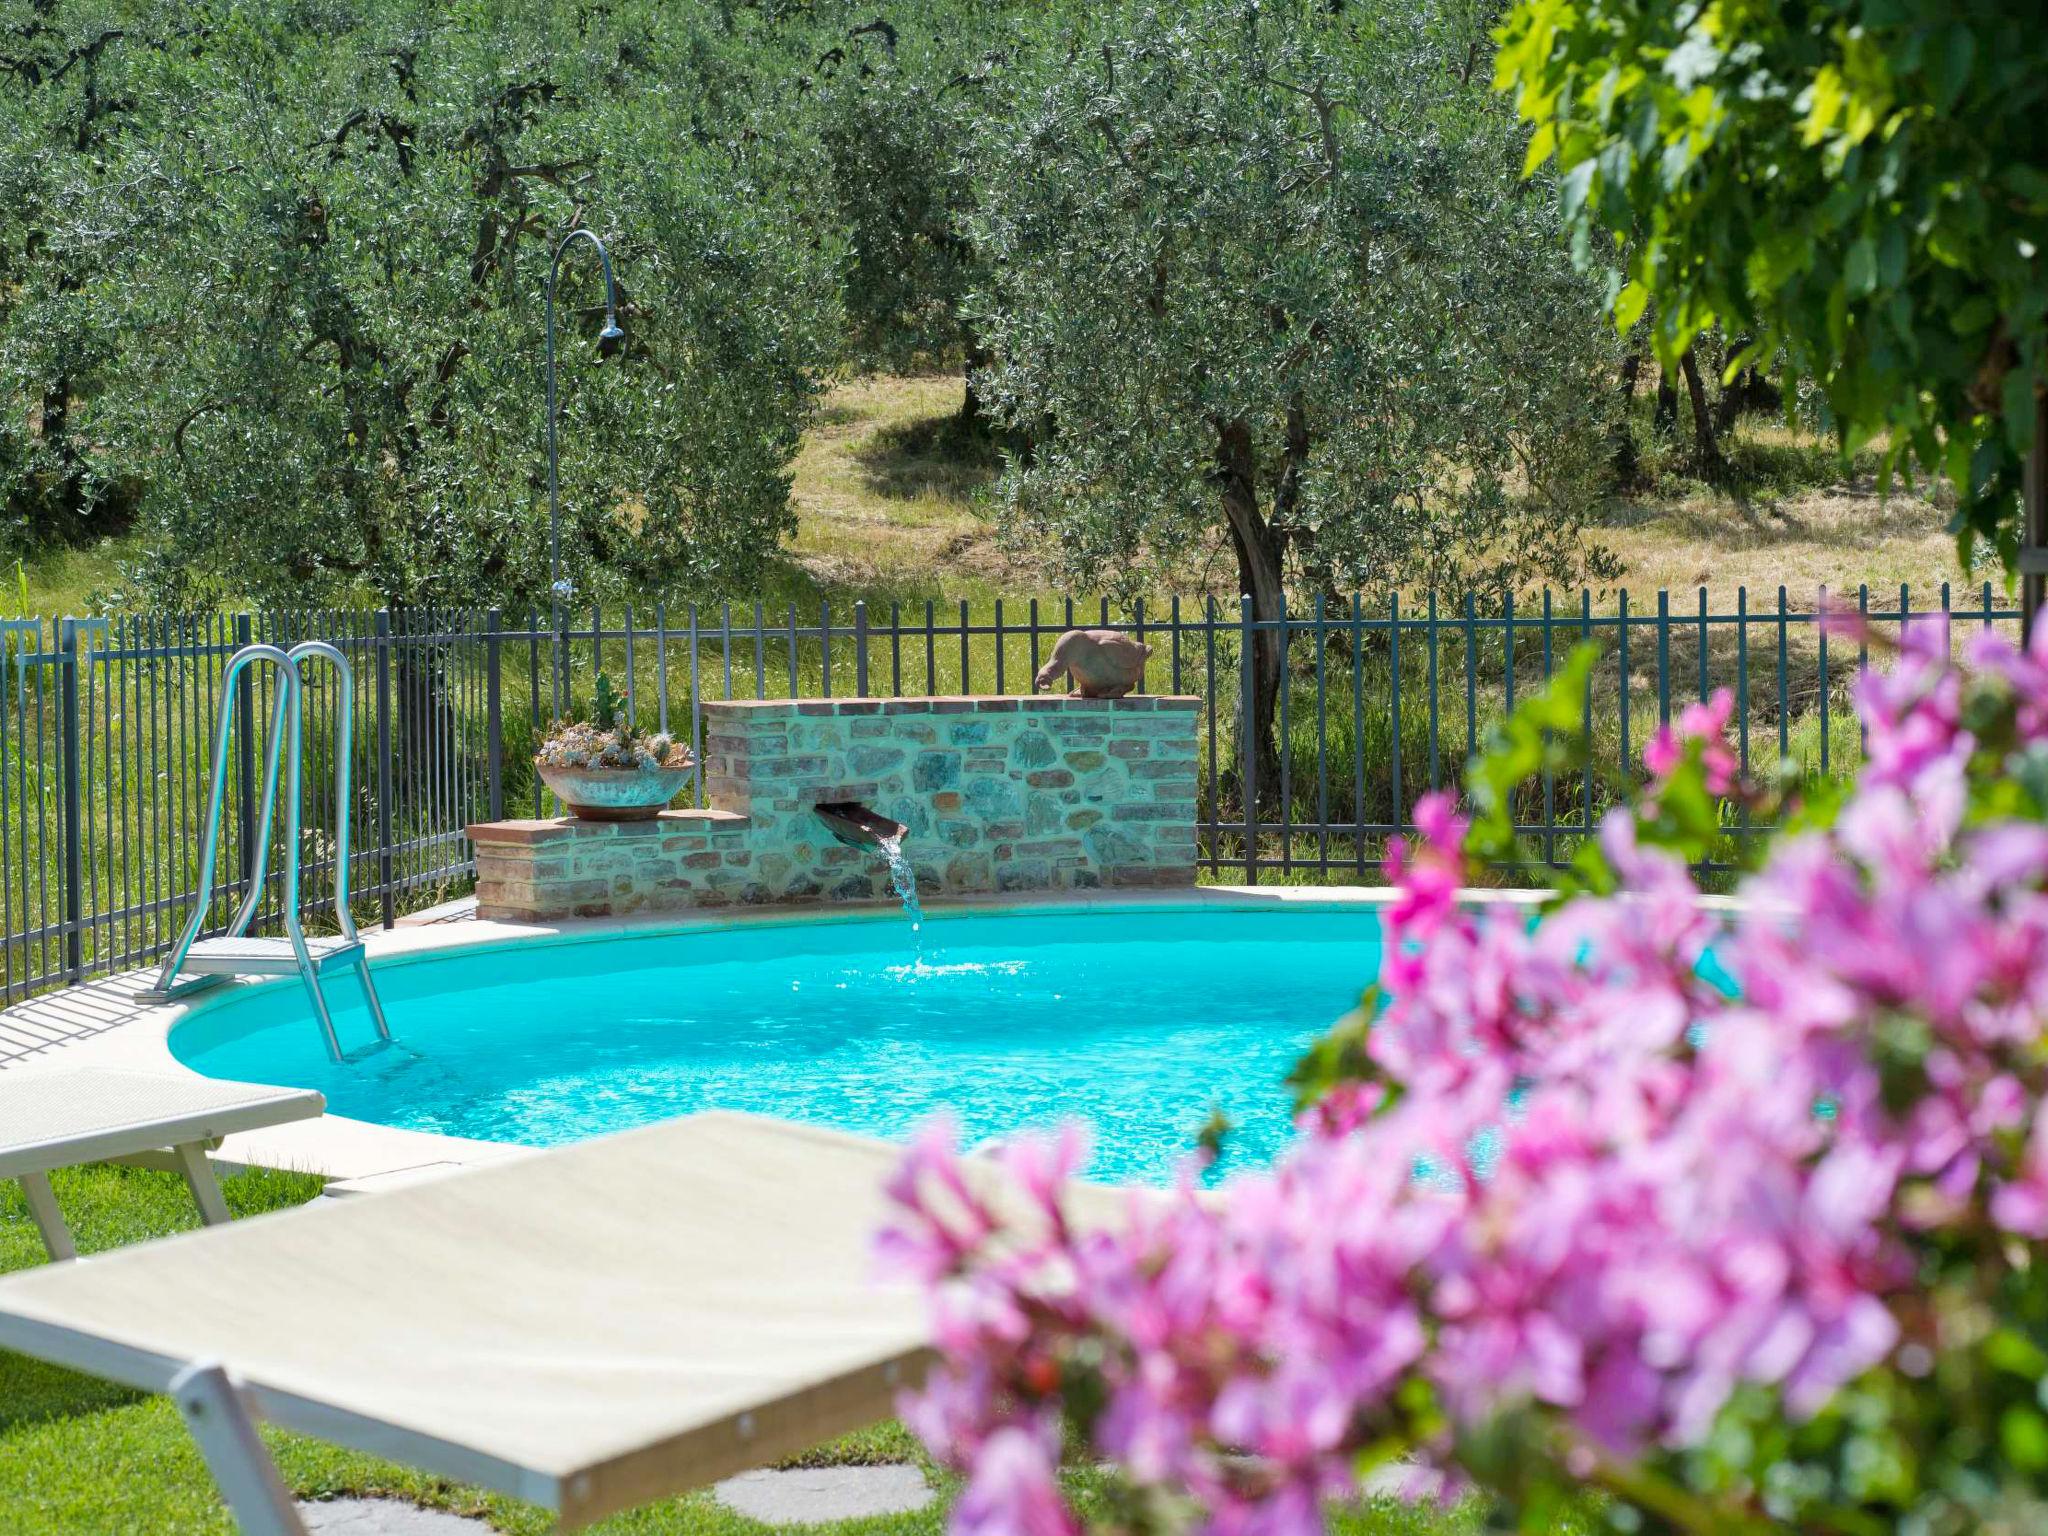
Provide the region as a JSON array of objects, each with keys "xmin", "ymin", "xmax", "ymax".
[
  {"xmin": 0, "ymin": 1077, "xmax": 325, "ymax": 1262},
  {"xmin": 172, "ymin": 1363, "xmax": 315, "ymax": 1536}
]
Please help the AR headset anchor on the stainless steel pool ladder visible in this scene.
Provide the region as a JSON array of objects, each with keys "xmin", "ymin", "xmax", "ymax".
[{"xmin": 142, "ymin": 642, "xmax": 392, "ymax": 1063}]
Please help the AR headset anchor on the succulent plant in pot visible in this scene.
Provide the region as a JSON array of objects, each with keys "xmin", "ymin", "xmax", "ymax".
[{"xmin": 535, "ymin": 674, "xmax": 695, "ymax": 821}]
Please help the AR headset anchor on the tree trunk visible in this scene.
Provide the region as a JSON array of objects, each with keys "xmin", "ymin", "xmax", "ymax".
[
  {"xmin": 393, "ymin": 643, "xmax": 459, "ymax": 797},
  {"xmin": 2023, "ymin": 383, "xmax": 2046, "ymax": 643},
  {"xmin": 1214, "ymin": 418, "xmax": 1287, "ymax": 826},
  {"xmin": 957, "ymin": 337, "xmax": 993, "ymax": 435},
  {"xmin": 1654, "ymin": 366, "xmax": 1679, "ymax": 436},
  {"xmin": 1713, "ymin": 337, "xmax": 1782, "ymax": 430},
  {"xmin": 1678, "ymin": 345, "xmax": 1726, "ymax": 484},
  {"xmin": 1612, "ymin": 350, "xmax": 1644, "ymax": 488},
  {"xmin": 36, "ymin": 377, "xmax": 90, "ymax": 531}
]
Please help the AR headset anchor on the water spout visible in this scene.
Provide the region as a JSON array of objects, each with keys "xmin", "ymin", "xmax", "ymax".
[
  {"xmin": 814, "ymin": 801, "xmax": 921, "ymax": 934},
  {"xmin": 813, "ymin": 800, "xmax": 904, "ymax": 849}
]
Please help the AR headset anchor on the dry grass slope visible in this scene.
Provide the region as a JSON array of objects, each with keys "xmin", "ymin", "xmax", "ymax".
[
  {"xmin": 9, "ymin": 373, "xmax": 1988, "ymax": 618},
  {"xmin": 790, "ymin": 377, "xmax": 1978, "ymax": 611}
]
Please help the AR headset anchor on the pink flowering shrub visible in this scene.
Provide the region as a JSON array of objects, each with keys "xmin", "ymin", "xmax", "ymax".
[{"xmin": 881, "ymin": 618, "xmax": 2048, "ymax": 1535}]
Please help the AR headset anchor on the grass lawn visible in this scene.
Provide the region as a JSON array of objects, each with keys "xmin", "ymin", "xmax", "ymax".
[
  {"xmin": 1590, "ymin": 420, "xmax": 1977, "ymax": 602},
  {"xmin": 0, "ymin": 1162, "xmax": 1515, "ymax": 1536},
  {"xmin": 7, "ymin": 540, "xmax": 132, "ymax": 621}
]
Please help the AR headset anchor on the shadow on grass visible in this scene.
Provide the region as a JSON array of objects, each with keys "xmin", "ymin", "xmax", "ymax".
[
  {"xmin": 0, "ymin": 1353, "xmax": 144, "ymax": 1435},
  {"xmin": 1719, "ymin": 433, "xmax": 1886, "ymax": 500},
  {"xmin": 851, "ymin": 411, "xmax": 1003, "ymax": 505},
  {"xmin": 1592, "ymin": 487, "xmax": 1943, "ymax": 553},
  {"xmin": 1610, "ymin": 404, "xmax": 1917, "ymax": 506}
]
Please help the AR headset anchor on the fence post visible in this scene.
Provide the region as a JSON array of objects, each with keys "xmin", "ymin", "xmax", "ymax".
[
  {"xmin": 233, "ymin": 614, "xmax": 256, "ymax": 892},
  {"xmin": 374, "ymin": 610, "xmax": 395, "ymax": 928},
  {"xmin": 854, "ymin": 601, "xmax": 869, "ymax": 698},
  {"xmin": 1239, "ymin": 593, "xmax": 1258, "ymax": 885},
  {"xmin": 485, "ymin": 609, "xmax": 504, "ymax": 823},
  {"xmin": 1388, "ymin": 592, "xmax": 1402, "ymax": 843},
  {"xmin": 1656, "ymin": 589, "xmax": 1671, "ymax": 726},
  {"xmin": 56, "ymin": 619, "xmax": 85, "ymax": 982}
]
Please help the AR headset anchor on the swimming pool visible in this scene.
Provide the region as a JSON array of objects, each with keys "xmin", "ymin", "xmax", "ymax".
[{"xmin": 169, "ymin": 903, "xmax": 1386, "ymax": 1184}]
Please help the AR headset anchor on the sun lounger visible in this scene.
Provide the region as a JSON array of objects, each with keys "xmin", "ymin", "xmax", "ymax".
[
  {"xmin": 0, "ymin": 1067, "xmax": 325, "ymax": 1261},
  {"xmin": 0, "ymin": 1113, "xmax": 962, "ymax": 1534}
]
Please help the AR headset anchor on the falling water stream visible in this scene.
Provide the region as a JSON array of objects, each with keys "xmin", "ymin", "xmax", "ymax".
[{"xmin": 876, "ymin": 830, "xmax": 923, "ymax": 940}]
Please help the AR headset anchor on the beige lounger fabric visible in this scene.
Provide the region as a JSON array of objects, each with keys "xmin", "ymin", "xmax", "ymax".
[
  {"xmin": 0, "ymin": 1067, "xmax": 324, "ymax": 1176},
  {"xmin": 0, "ymin": 1113, "xmax": 958, "ymax": 1529}
]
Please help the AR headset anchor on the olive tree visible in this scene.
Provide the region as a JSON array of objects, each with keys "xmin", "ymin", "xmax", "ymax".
[
  {"xmin": 96, "ymin": 0, "xmax": 839, "ymax": 610},
  {"xmin": 964, "ymin": 0, "xmax": 1617, "ymax": 792},
  {"xmin": 0, "ymin": 0, "xmax": 179, "ymax": 552}
]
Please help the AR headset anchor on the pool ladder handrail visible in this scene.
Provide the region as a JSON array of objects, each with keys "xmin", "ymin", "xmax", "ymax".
[{"xmin": 143, "ymin": 641, "xmax": 392, "ymax": 1063}]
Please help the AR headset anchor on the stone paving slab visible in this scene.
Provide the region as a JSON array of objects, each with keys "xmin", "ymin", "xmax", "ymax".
[
  {"xmin": 714, "ymin": 1466, "xmax": 937, "ymax": 1525},
  {"xmin": 290, "ymin": 1465, "xmax": 937, "ymax": 1532},
  {"xmin": 296, "ymin": 1498, "xmax": 493, "ymax": 1533}
]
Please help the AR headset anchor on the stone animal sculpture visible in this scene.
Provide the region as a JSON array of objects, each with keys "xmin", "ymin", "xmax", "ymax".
[{"xmin": 1034, "ymin": 628, "xmax": 1151, "ymax": 699}]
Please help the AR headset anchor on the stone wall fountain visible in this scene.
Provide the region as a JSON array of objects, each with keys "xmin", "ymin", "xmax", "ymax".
[{"xmin": 467, "ymin": 693, "xmax": 1199, "ymax": 923}]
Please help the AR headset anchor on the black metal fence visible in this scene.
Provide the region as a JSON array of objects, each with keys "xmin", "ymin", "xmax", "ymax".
[
  {"xmin": 0, "ymin": 584, "xmax": 2020, "ymax": 1006},
  {"xmin": 0, "ymin": 611, "xmax": 493, "ymax": 1008}
]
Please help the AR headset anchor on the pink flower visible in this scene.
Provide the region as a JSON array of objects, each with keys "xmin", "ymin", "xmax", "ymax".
[
  {"xmin": 1968, "ymin": 614, "xmax": 2048, "ymax": 739},
  {"xmin": 952, "ymin": 1426, "xmax": 1079, "ymax": 1536},
  {"xmin": 1643, "ymin": 688, "xmax": 1738, "ymax": 796},
  {"xmin": 1383, "ymin": 791, "xmax": 1468, "ymax": 932},
  {"xmin": 876, "ymin": 1115, "xmax": 999, "ymax": 1282},
  {"xmin": 882, "ymin": 621, "xmax": 2048, "ymax": 1534},
  {"xmin": 993, "ymin": 1121, "xmax": 1091, "ymax": 1222},
  {"xmin": 1853, "ymin": 617, "xmax": 1968, "ymax": 797},
  {"xmin": 1991, "ymin": 1112, "xmax": 2048, "ymax": 1239}
]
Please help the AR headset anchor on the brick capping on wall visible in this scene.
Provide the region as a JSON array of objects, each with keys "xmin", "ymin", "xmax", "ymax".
[{"xmin": 468, "ymin": 695, "xmax": 1199, "ymax": 922}]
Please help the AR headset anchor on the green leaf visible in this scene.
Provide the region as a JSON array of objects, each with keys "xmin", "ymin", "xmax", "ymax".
[
  {"xmin": 1286, "ymin": 1002, "xmax": 1383, "ymax": 1114},
  {"xmin": 1465, "ymin": 642, "xmax": 1601, "ymax": 871},
  {"xmin": 1876, "ymin": 222, "xmax": 1906, "ymax": 289},
  {"xmin": 1983, "ymin": 1328, "xmax": 2048, "ymax": 1380},
  {"xmin": 1844, "ymin": 235, "xmax": 1877, "ymax": 297},
  {"xmin": 1950, "ymin": 295, "xmax": 1997, "ymax": 336},
  {"xmin": 1612, "ymin": 278, "xmax": 1651, "ymax": 331},
  {"xmin": 1559, "ymin": 158, "xmax": 1598, "ymax": 222},
  {"xmin": 2001, "ymin": 1407, "xmax": 2048, "ymax": 1473},
  {"xmin": 1933, "ymin": 26, "xmax": 1976, "ymax": 112},
  {"xmin": 1492, "ymin": 0, "xmax": 2046, "ymax": 569},
  {"xmin": 1722, "ymin": 335, "xmax": 1770, "ymax": 384},
  {"xmin": 1801, "ymin": 64, "xmax": 1846, "ymax": 145}
]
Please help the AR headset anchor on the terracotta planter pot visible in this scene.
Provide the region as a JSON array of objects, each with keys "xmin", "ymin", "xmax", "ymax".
[{"xmin": 536, "ymin": 761, "xmax": 694, "ymax": 822}]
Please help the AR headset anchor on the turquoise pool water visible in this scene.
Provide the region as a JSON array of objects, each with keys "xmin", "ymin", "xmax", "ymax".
[{"xmin": 169, "ymin": 904, "xmax": 1384, "ymax": 1184}]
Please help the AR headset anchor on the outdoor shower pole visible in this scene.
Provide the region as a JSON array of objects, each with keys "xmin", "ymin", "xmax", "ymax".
[
  {"xmin": 544, "ymin": 228, "xmax": 624, "ymax": 718},
  {"xmin": 2024, "ymin": 386, "xmax": 2046, "ymax": 644}
]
